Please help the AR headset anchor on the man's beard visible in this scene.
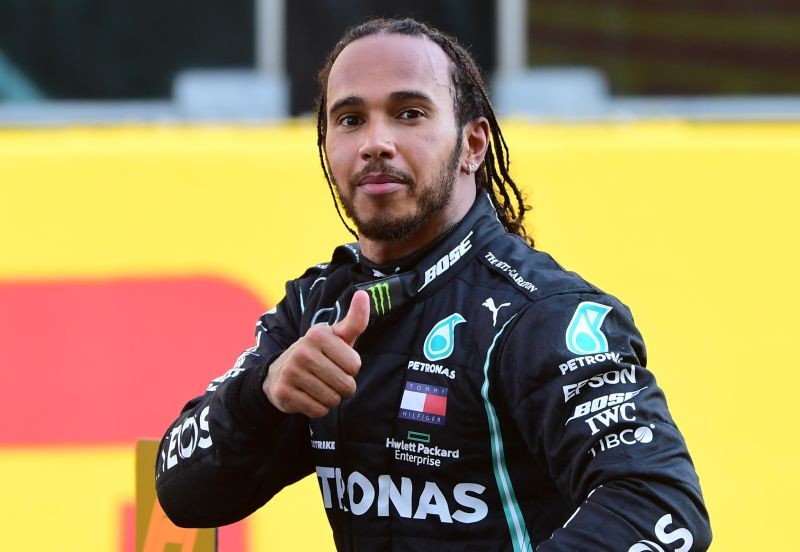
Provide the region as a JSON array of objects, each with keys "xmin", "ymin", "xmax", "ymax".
[{"xmin": 335, "ymin": 137, "xmax": 462, "ymax": 242}]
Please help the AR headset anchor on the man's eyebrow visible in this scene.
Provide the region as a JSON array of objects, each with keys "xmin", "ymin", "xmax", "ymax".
[
  {"xmin": 328, "ymin": 91, "xmax": 435, "ymax": 116},
  {"xmin": 387, "ymin": 90, "xmax": 434, "ymax": 105},
  {"xmin": 328, "ymin": 96, "xmax": 364, "ymax": 116}
]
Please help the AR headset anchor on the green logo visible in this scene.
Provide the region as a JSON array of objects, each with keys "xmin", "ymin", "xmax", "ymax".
[
  {"xmin": 368, "ymin": 282, "xmax": 392, "ymax": 315},
  {"xmin": 407, "ymin": 431, "xmax": 430, "ymax": 443}
]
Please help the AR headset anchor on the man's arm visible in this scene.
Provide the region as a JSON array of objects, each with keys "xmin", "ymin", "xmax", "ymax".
[
  {"xmin": 500, "ymin": 293, "xmax": 712, "ymax": 550},
  {"xmin": 155, "ymin": 283, "xmax": 313, "ymax": 527},
  {"xmin": 155, "ymin": 281, "xmax": 370, "ymax": 528}
]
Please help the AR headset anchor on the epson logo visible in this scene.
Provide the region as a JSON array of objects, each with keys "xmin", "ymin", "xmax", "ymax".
[
  {"xmin": 562, "ymin": 366, "xmax": 637, "ymax": 402},
  {"xmin": 628, "ymin": 514, "xmax": 694, "ymax": 552},
  {"xmin": 315, "ymin": 466, "xmax": 487, "ymax": 524},
  {"xmin": 160, "ymin": 405, "xmax": 212, "ymax": 473},
  {"xmin": 418, "ymin": 232, "xmax": 473, "ymax": 291}
]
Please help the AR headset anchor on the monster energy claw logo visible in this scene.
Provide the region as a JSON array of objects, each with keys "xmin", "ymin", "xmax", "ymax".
[{"xmin": 368, "ymin": 282, "xmax": 392, "ymax": 315}]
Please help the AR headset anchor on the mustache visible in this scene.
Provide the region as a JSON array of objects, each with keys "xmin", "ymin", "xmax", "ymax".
[{"xmin": 348, "ymin": 161, "xmax": 414, "ymax": 188}]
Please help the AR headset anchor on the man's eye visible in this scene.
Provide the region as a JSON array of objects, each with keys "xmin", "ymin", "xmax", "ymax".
[
  {"xmin": 399, "ymin": 109, "xmax": 424, "ymax": 120},
  {"xmin": 338, "ymin": 115, "xmax": 362, "ymax": 127}
]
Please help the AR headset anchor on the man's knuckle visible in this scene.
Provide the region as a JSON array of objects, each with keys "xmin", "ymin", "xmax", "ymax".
[
  {"xmin": 272, "ymin": 383, "xmax": 290, "ymax": 402},
  {"xmin": 292, "ymin": 346, "xmax": 313, "ymax": 365},
  {"xmin": 305, "ymin": 326, "xmax": 328, "ymax": 343},
  {"xmin": 344, "ymin": 358, "xmax": 361, "ymax": 375},
  {"xmin": 279, "ymin": 397, "xmax": 293, "ymax": 411},
  {"xmin": 327, "ymin": 393, "xmax": 343, "ymax": 408},
  {"xmin": 343, "ymin": 377, "xmax": 357, "ymax": 395}
]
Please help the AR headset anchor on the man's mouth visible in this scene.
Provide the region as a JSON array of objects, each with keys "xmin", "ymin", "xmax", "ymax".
[{"xmin": 357, "ymin": 173, "xmax": 407, "ymax": 195}]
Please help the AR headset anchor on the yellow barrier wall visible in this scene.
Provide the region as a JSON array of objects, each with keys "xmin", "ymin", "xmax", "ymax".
[{"xmin": 1, "ymin": 122, "xmax": 797, "ymax": 550}]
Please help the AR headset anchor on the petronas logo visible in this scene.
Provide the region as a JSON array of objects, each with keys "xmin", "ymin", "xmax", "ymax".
[
  {"xmin": 368, "ymin": 282, "xmax": 392, "ymax": 315},
  {"xmin": 423, "ymin": 313, "xmax": 466, "ymax": 361},
  {"xmin": 565, "ymin": 302, "xmax": 612, "ymax": 355}
]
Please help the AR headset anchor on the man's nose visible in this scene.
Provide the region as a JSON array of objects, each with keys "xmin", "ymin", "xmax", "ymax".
[{"xmin": 358, "ymin": 118, "xmax": 396, "ymax": 160}]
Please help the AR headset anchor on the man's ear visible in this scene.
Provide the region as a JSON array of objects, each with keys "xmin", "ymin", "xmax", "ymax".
[{"xmin": 462, "ymin": 117, "xmax": 490, "ymax": 169}]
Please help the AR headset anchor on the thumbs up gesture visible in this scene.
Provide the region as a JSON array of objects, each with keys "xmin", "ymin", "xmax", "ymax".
[{"xmin": 264, "ymin": 290, "xmax": 370, "ymax": 418}]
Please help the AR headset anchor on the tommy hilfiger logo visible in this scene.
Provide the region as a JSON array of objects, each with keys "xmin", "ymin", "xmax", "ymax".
[{"xmin": 398, "ymin": 381, "xmax": 448, "ymax": 425}]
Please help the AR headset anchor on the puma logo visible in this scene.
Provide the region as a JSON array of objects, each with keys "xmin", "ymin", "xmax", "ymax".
[{"xmin": 482, "ymin": 297, "xmax": 510, "ymax": 326}]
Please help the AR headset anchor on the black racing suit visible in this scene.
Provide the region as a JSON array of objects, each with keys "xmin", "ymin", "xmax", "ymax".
[{"xmin": 156, "ymin": 194, "xmax": 711, "ymax": 551}]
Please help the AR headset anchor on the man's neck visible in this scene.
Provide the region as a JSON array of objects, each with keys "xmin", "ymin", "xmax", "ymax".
[
  {"xmin": 359, "ymin": 224, "xmax": 448, "ymax": 266},
  {"xmin": 357, "ymin": 186, "xmax": 476, "ymax": 265}
]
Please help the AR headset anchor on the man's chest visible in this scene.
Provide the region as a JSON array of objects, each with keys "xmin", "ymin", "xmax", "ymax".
[{"xmin": 307, "ymin": 287, "xmax": 524, "ymax": 480}]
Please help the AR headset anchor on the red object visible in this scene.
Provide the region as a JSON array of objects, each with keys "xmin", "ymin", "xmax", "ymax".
[
  {"xmin": 120, "ymin": 501, "xmax": 136, "ymax": 552},
  {"xmin": 0, "ymin": 277, "xmax": 269, "ymax": 445},
  {"xmin": 423, "ymin": 394, "xmax": 447, "ymax": 416}
]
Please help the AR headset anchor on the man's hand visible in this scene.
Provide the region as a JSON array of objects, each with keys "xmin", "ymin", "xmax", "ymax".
[{"xmin": 264, "ymin": 290, "xmax": 370, "ymax": 418}]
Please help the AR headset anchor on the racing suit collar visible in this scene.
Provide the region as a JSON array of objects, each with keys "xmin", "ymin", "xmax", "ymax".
[
  {"xmin": 349, "ymin": 193, "xmax": 506, "ymax": 323},
  {"xmin": 355, "ymin": 222, "xmax": 459, "ymax": 278}
]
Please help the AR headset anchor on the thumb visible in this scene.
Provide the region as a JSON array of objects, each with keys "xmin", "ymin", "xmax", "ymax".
[{"xmin": 332, "ymin": 290, "xmax": 370, "ymax": 346}]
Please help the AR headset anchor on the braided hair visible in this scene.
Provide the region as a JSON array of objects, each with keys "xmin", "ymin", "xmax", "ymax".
[{"xmin": 315, "ymin": 17, "xmax": 533, "ymax": 246}]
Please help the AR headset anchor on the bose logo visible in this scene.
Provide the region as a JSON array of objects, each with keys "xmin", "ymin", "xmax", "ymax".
[{"xmin": 418, "ymin": 232, "xmax": 473, "ymax": 291}]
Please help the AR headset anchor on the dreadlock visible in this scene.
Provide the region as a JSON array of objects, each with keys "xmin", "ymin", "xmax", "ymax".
[{"xmin": 315, "ymin": 17, "xmax": 534, "ymax": 247}]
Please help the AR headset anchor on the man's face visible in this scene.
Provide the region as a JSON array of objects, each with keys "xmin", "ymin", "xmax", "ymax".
[{"xmin": 324, "ymin": 33, "xmax": 466, "ymax": 242}]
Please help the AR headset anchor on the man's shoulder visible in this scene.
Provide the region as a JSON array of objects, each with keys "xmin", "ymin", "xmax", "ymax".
[
  {"xmin": 292, "ymin": 242, "xmax": 360, "ymax": 283},
  {"xmin": 476, "ymin": 232, "xmax": 598, "ymax": 303}
]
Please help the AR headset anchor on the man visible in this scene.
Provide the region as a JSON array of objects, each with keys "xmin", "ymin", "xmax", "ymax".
[{"xmin": 156, "ymin": 18, "xmax": 711, "ymax": 551}]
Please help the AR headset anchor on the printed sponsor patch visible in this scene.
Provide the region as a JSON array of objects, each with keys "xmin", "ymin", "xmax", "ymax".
[
  {"xmin": 399, "ymin": 381, "xmax": 448, "ymax": 425},
  {"xmin": 367, "ymin": 281, "xmax": 392, "ymax": 315},
  {"xmin": 418, "ymin": 232, "xmax": 473, "ymax": 291},
  {"xmin": 565, "ymin": 301, "xmax": 612, "ymax": 355},
  {"xmin": 356, "ymin": 275, "xmax": 401, "ymax": 319},
  {"xmin": 423, "ymin": 313, "xmax": 465, "ymax": 361}
]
